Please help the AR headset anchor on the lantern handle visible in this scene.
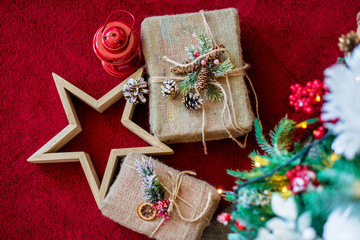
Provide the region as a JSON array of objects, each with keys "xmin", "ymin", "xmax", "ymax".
[{"xmin": 101, "ymin": 10, "xmax": 135, "ymax": 45}]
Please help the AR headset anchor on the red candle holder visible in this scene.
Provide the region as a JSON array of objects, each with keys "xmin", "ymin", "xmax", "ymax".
[{"xmin": 93, "ymin": 10, "xmax": 142, "ymax": 77}]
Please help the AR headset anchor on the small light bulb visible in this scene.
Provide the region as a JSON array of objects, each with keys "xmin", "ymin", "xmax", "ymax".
[
  {"xmin": 330, "ymin": 153, "xmax": 340, "ymax": 162},
  {"xmin": 282, "ymin": 186, "xmax": 288, "ymax": 193},
  {"xmin": 217, "ymin": 189, "xmax": 223, "ymax": 194},
  {"xmin": 296, "ymin": 122, "xmax": 307, "ymax": 129},
  {"xmin": 315, "ymin": 95, "xmax": 321, "ymax": 102},
  {"xmin": 356, "ymin": 76, "xmax": 360, "ymax": 81},
  {"xmin": 255, "ymin": 161, "xmax": 261, "ymax": 167},
  {"xmin": 260, "ymin": 217, "xmax": 265, "ymax": 221}
]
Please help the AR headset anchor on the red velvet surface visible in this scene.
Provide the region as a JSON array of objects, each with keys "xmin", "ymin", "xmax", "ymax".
[{"xmin": 1, "ymin": 1, "xmax": 359, "ymax": 239}]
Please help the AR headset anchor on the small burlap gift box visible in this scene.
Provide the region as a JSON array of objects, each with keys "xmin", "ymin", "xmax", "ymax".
[
  {"xmin": 141, "ymin": 8, "xmax": 254, "ymax": 144},
  {"xmin": 100, "ymin": 153, "xmax": 221, "ymax": 240}
]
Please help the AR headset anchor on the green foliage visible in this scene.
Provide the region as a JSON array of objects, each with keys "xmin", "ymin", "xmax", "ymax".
[
  {"xmin": 204, "ymin": 83, "xmax": 223, "ymax": 101},
  {"xmin": 178, "ymin": 72, "xmax": 198, "ymax": 95},
  {"xmin": 270, "ymin": 116, "xmax": 296, "ymax": 153},
  {"xmin": 228, "ymin": 168, "xmax": 264, "ymax": 180},
  {"xmin": 194, "ymin": 31, "xmax": 213, "ymax": 54},
  {"xmin": 254, "ymin": 116, "xmax": 295, "ymax": 157},
  {"xmin": 224, "ymin": 192, "xmax": 236, "ymax": 202},
  {"xmin": 304, "ymin": 117, "xmax": 320, "ymax": 124},
  {"xmin": 225, "ymin": 115, "xmax": 360, "ymax": 239},
  {"xmin": 254, "ymin": 118, "xmax": 274, "ymax": 156},
  {"xmin": 210, "ymin": 59, "xmax": 233, "ymax": 77},
  {"xmin": 135, "ymin": 158, "xmax": 165, "ymax": 203},
  {"xmin": 185, "ymin": 44, "xmax": 197, "ymax": 60},
  {"xmin": 178, "ymin": 31, "xmax": 234, "ymax": 101}
]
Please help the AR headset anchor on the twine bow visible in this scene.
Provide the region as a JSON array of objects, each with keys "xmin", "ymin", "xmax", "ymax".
[
  {"xmin": 124, "ymin": 163, "xmax": 212, "ymax": 237},
  {"xmin": 150, "ymin": 170, "xmax": 212, "ymax": 237}
]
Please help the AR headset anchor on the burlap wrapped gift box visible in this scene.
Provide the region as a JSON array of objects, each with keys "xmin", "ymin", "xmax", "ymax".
[
  {"xmin": 101, "ymin": 153, "xmax": 221, "ymax": 240},
  {"xmin": 141, "ymin": 8, "xmax": 254, "ymax": 144}
]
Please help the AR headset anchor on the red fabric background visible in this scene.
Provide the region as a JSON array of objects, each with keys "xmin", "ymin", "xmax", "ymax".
[{"xmin": 1, "ymin": 0, "xmax": 359, "ymax": 239}]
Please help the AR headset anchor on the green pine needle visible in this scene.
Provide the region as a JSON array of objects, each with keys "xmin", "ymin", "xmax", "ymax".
[
  {"xmin": 204, "ymin": 83, "xmax": 223, "ymax": 101},
  {"xmin": 210, "ymin": 59, "xmax": 233, "ymax": 77},
  {"xmin": 270, "ymin": 115, "xmax": 296, "ymax": 153},
  {"xmin": 185, "ymin": 44, "xmax": 197, "ymax": 60},
  {"xmin": 178, "ymin": 72, "xmax": 198, "ymax": 95},
  {"xmin": 223, "ymin": 192, "xmax": 236, "ymax": 202},
  {"xmin": 254, "ymin": 118, "xmax": 275, "ymax": 155},
  {"xmin": 194, "ymin": 31, "xmax": 213, "ymax": 54}
]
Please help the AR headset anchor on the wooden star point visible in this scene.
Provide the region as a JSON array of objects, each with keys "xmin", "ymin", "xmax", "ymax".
[{"xmin": 28, "ymin": 68, "xmax": 173, "ymax": 207}]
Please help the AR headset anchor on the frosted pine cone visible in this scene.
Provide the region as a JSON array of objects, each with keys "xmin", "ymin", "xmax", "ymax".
[
  {"xmin": 123, "ymin": 77, "xmax": 149, "ymax": 104},
  {"xmin": 161, "ymin": 79, "xmax": 178, "ymax": 99},
  {"xmin": 338, "ymin": 31, "xmax": 360, "ymax": 54},
  {"xmin": 183, "ymin": 93, "xmax": 203, "ymax": 110}
]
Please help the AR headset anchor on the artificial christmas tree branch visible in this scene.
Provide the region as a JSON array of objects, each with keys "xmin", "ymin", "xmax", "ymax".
[{"xmin": 234, "ymin": 132, "xmax": 329, "ymax": 192}]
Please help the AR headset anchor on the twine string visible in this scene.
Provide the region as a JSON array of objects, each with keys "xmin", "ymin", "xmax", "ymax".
[
  {"xmin": 210, "ymin": 81, "xmax": 249, "ymax": 148},
  {"xmin": 199, "ymin": 10, "xmax": 262, "ymax": 133},
  {"xmin": 200, "ymin": 10, "xmax": 217, "ymax": 46},
  {"xmin": 156, "ymin": 10, "xmax": 263, "ymax": 153},
  {"xmin": 123, "ymin": 164, "xmax": 212, "ymax": 237},
  {"xmin": 163, "ymin": 48, "xmax": 232, "ymax": 68},
  {"xmin": 148, "ymin": 65, "xmax": 249, "ymax": 83}
]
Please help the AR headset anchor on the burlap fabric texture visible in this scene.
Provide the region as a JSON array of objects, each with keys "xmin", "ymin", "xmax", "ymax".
[
  {"xmin": 100, "ymin": 153, "xmax": 221, "ymax": 240},
  {"xmin": 141, "ymin": 8, "xmax": 254, "ymax": 144}
]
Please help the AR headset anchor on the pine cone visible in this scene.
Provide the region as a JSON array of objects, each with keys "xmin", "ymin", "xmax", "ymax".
[
  {"xmin": 338, "ymin": 30, "xmax": 360, "ymax": 54},
  {"xmin": 171, "ymin": 61, "xmax": 200, "ymax": 75},
  {"xmin": 161, "ymin": 79, "xmax": 178, "ymax": 99},
  {"xmin": 196, "ymin": 65, "xmax": 210, "ymax": 92},
  {"xmin": 123, "ymin": 77, "xmax": 149, "ymax": 104},
  {"xmin": 183, "ymin": 93, "xmax": 203, "ymax": 110},
  {"xmin": 204, "ymin": 44, "xmax": 226, "ymax": 62}
]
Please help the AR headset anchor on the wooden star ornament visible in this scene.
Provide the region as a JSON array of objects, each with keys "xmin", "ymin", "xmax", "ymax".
[{"xmin": 28, "ymin": 68, "xmax": 173, "ymax": 207}]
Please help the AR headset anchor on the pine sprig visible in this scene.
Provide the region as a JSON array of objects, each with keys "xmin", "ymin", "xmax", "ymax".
[
  {"xmin": 254, "ymin": 118, "xmax": 275, "ymax": 156},
  {"xmin": 210, "ymin": 59, "xmax": 233, "ymax": 77},
  {"xmin": 194, "ymin": 31, "xmax": 213, "ymax": 54},
  {"xmin": 185, "ymin": 44, "xmax": 197, "ymax": 60},
  {"xmin": 178, "ymin": 72, "xmax": 198, "ymax": 95},
  {"xmin": 270, "ymin": 115, "xmax": 296, "ymax": 152},
  {"xmin": 254, "ymin": 117, "xmax": 296, "ymax": 157},
  {"xmin": 204, "ymin": 83, "xmax": 223, "ymax": 101},
  {"xmin": 135, "ymin": 157, "xmax": 165, "ymax": 203},
  {"xmin": 227, "ymin": 169, "xmax": 264, "ymax": 180}
]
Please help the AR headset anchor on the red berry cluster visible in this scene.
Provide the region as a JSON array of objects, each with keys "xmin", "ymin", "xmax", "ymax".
[
  {"xmin": 313, "ymin": 125, "xmax": 326, "ymax": 139},
  {"xmin": 289, "ymin": 79, "xmax": 324, "ymax": 114},
  {"xmin": 235, "ymin": 220, "xmax": 246, "ymax": 231},
  {"xmin": 217, "ymin": 213, "xmax": 247, "ymax": 231},
  {"xmin": 286, "ymin": 165, "xmax": 320, "ymax": 194},
  {"xmin": 153, "ymin": 199, "xmax": 170, "ymax": 224},
  {"xmin": 217, "ymin": 212, "xmax": 231, "ymax": 225}
]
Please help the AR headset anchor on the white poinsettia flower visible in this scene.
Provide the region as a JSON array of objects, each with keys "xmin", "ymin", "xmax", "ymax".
[
  {"xmin": 323, "ymin": 207, "xmax": 360, "ymax": 240},
  {"xmin": 322, "ymin": 45, "xmax": 360, "ymax": 159},
  {"xmin": 271, "ymin": 193, "xmax": 298, "ymax": 221},
  {"xmin": 255, "ymin": 194, "xmax": 319, "ymax": 240}
]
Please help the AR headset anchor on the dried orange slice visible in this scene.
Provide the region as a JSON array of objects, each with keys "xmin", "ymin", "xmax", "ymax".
[{"xmin": 137, "ymin": 202, "xmax": 157, "ymax": 221}]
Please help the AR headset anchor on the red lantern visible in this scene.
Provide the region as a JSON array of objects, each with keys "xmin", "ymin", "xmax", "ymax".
[{"xmin": 93, "ymin": 10, "xmax": 142, "ymax": 77}]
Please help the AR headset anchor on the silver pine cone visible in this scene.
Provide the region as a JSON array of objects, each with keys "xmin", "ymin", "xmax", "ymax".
[
  {"xmin": 183, "ymin": 93, "xmax": 203, "ymax": 110},
  {"xmin": 161, "ymin": 79, "xmax": 178, "ymax": 99},
  {"xmin": 123, "ymin": 77, "xmax": 149, "ymax": 104}
]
